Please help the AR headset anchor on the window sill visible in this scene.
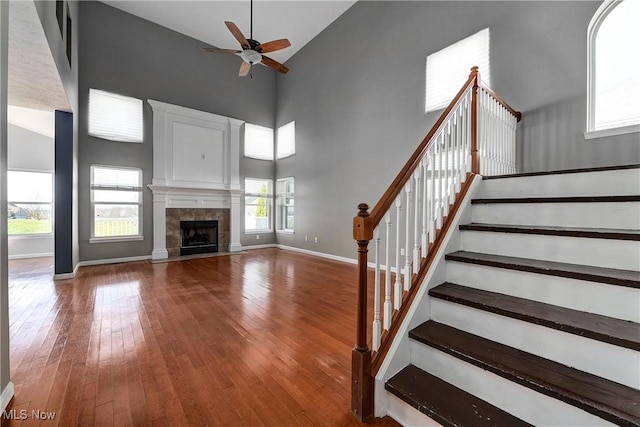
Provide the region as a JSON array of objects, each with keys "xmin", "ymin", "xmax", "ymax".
[
  {"xmin": 276, "ymin": 230, "xmax": 294, "ymax": 235},
  {"xmin": 90, "ymin": 235, "xmax": 144, "ymax": 243},
  {"xmin": 244, "ymin": 230, "xmax": 273, "ymax": 234},
  {"xmin": 8, "ymin": 233, "xmax": 54, "ymax": 240},
  {"xmin": 584, "ymin": 124, "xmax": 640, "ymax": 140}
]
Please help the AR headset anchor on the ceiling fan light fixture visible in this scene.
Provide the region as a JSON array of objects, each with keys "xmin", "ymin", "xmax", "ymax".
[{"xmin": 240, "ymin": 49, "xmax": 262, "ymax": 65}]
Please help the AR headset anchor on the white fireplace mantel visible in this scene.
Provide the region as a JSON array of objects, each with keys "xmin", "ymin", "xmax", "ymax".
[{"xmin": 147, "ymin": 100, "xmax": 244, "ymax": 260}]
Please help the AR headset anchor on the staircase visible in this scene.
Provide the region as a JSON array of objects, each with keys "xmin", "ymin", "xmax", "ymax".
[{"xmin": 383, "ymin": 165, "xmax": 640, "ymax": 426}]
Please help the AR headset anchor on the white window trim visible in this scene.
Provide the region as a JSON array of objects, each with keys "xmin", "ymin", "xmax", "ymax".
[
  {"xmin": 7, "ymin": 169, "xmax": 54, "ymax": 237},
  {"xmin": 90, "ymin": 165, "xmax": 143, "ymax": 242},
  {"xmin": 276, "ymin": 177, "xmax": 294, "ymax": 233},
  {"xmin": 244, "ymin": 178, "xmax": 273, "ymax": 233},
  {"xmin": 585, "ymin": 0, "xmax": 639, "ymax": 138}
]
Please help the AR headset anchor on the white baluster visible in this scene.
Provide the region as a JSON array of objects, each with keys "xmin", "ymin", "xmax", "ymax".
[
  {"xmin": 394, "ymin": 196, "xmax": 403, "ymax": 310},
  {"xmin": 421, "ymin": 157, "xmax": 429, "ymax": 258},
  {"xmin": 443, "ymin": 123, "xmax": 450, "ymax": 216},
  {"xmin": 372, "ymin": 227, "xmax": 381, "ymax": 351},
  {"xmin": 436, "ymin": 133, "xmax": 444, "ymax": 230},
  {"xmin": 454, "ymin": 106, "xmax": 462, "ymax": 193},
  {"xmin": 372, "ymin": 227, "xmax": 381, "ymax": 350},
  {"xmin": 413, "ymin": 169, "xmax": 421, "ymax": 269},
  {"xmin": 429, "ymin": 148, "xmax": 436, "ymax": 243},
  {"xmin": 384, "ymin": 212, "xmax": 392, "ymax": 330},
  {"xmin": 404, "ymin": 182, "xmax": 412, "ymax": 291}
]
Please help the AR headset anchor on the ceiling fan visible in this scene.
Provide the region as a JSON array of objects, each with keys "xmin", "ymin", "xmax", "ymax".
[{"xmin": 203, "ymin": 0, "xmax": 291, "ymax": 77}]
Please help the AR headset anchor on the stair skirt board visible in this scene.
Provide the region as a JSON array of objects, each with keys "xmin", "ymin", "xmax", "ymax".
[
  {"xmin": 408, "ymin": 342, "xmax": 619, "ymax": 426},
  {"xmin": 479, "ymin": 167, "xmax": 640, "ymax": 199},
  {"xmin": 471, "ymin": 202, "xmax": 640, "ymax": 230},
  {"xmin": 459, "ymin": 231, "xmax": 640, "ymax": 271},
  {"xmin": 430, "ymin": 298, "xmax": 639, "ymax": 388}
]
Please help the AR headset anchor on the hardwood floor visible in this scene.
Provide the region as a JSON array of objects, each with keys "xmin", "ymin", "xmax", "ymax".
[{"xmin": 3, "ymin": 249, "xmax": 398, "ymax": 426}]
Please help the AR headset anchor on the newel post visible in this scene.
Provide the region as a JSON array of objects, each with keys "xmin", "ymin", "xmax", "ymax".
[
  {"xmin": 351, "ymin": 203, "xmax": 374, "ymax": 421},
  {"xmin": 470, "ymin": 66, "xmax": 480, "ymax": 174}
]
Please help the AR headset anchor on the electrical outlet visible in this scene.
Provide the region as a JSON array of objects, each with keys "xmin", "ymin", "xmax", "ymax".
[
  {"xmin": 304, "ymin": 236, "xmax": 308, "ymax": 242},
  {"xmin": 256, "ymin": 234, "xmax": 260, "ymax": 240},
  {"xmin": 400, "ymin": 248, "xmax": 405, "ymax": 256},
  {"xmin": 314, "ymin": 237, "xmax": 318, "ymax": 243}
]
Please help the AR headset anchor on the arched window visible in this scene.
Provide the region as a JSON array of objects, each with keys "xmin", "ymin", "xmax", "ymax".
[{"xmin": 586, "ymin": 0, "xmax": 640, "ymax": 138}]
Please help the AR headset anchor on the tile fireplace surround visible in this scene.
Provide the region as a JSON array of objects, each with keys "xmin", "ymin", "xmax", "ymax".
[{"xmin": 147, "ymin": 100, "xmax": 243, "ymax": 260}]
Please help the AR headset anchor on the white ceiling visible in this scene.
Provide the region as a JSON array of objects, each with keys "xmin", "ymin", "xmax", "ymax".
[
  {"xmin": 8, "ymin": 0, "xmax": 70, "ymax": 113},
  {"xmin": 101, "ymin": 0, "xmax": 357, "ymax": 64}
]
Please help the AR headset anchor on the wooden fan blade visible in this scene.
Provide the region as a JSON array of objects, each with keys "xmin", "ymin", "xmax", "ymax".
[
  {"xmin": 203, "ymin": 47, "xmax": 241, "ymax": 54},
  {"xmin": 256, "ymin": 38, "xmax": 291, "ymax": 54},
  {"xmin": 225, "ymin": 21, "xmax": 250, "ymax": 49},
  {"xmin": 260, "ymin": 55, "xmax": 289, "ymax": 74},
  {"xmin": 239, "ymin": 61, "xmax": 251, "ymax": 77}
]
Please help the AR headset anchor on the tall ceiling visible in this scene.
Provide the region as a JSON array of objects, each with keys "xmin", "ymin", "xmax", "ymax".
[
  {"xmin": 101, "ymin": 0, "xmax": 357, "ymax": 64},
  {"xmin": 7, "ymin": 1, "xmax": 356, "ymax": 114}
]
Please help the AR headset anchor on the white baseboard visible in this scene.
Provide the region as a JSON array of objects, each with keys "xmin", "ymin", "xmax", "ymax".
[
  {"xmin": 8, "ymin": 252, "xmax": 54, "ymax": 260},
  {"xmin": 243, "ymin": 243, "xmax": 278, "ymax": 250},
  {"xmin": 276, "ymin": 244, "xmax": 357, "ymax": 265},
  {"xmin": 54, "ymin": 262, "xmax": 80, "ymax": 280},
  {"xmin": 1, "ymin": 381, "xmax": 14, "ymax": 412},
  {"xmin": 78, "ymin": 255, "xmax": 151, "ymax": 267}
]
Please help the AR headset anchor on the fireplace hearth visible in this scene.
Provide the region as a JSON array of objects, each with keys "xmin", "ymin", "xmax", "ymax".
[{"xmin": 180, "ymin": 220, "xmax": 218, "ymax": 256}]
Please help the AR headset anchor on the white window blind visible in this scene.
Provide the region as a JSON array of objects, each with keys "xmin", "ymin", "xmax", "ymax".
[
  {"xmin": 425, "ymin": 28, "xmax": 490, "ymax": 113},
  {"xmin": 245, "ymin": 124, "xmax": 274, "ymax": 160},
  {"xmin": 277, "ymin": 121, "xmax": 295, "ymax": 159},
  {"xmin": 88, "ymin": 89, "xmax": 143, "ymax": 142}
]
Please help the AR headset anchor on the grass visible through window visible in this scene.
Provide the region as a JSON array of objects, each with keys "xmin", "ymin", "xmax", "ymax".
[{"xmin": 8, "ymin": 219, "xmax": 52, "ymax": 235}]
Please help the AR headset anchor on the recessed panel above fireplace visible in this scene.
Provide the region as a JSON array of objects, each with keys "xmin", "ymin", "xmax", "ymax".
[{"xmin": 180, "ymin": 220, "xmax": 218, "ymax": 256}]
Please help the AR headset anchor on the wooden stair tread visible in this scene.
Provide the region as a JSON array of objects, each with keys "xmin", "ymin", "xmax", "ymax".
[
  {"xmin": 385, "ymin": 364, "xmax": 532, "ymax": 427},
  {"xmin": 430, "ymin": 283, "xmax": 640, "ymax": 350},
  {"xmin": 471, "ymin": 195, "xmax": 640, "ymax": 204},
  {"xmin": 445, "ymin": 251, "xmax": 640, "ymax": 289},
  {"xmin": 459, "ymin": 223, "xmax": 640, "ymax": 241},
  {"xmin": 409, "ymin": 321, "xmax": 640, "ymax": 427}
]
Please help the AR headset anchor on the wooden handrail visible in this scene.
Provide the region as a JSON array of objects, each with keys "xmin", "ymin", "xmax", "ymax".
[{"xmin": 351, "ymin": 66, "xmax": 521, "ymax": 421}]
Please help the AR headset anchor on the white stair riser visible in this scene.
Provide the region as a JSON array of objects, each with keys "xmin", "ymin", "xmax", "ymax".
[
  {"xmin": 385, "ymin": 392, "xmax": 443, "ymax": 427},
  {"xmin": 459, "ymin": 231, "xmax": 640, "ymax": 271},
  {"xmin": 481, "ymin": 168, "xmax": 640, "ymax": 198},
  {"xmin": 431, "ymin": 299, "xmax": 640, "ymax": 389},
  {"xmin": 409, "ymin": 342, "xmax": 619, "ymax": 427},
  {"xmin": 472, "ymin": 202, "xmax": 640, "ymax": 230},
  {"xmin": 446, "ymin": 262, "xmax": 640, "ymax": 322}
]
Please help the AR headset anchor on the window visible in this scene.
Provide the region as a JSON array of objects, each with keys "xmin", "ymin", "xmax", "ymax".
[
  {"xmin": 277, "ymin": 121, "xmax": 295, "ymax": 159},
  {"xmin": 586, "ymin": 0, "xmax": 640, "ymax": 136},
  {"xmin": 88, "ymin": 89, "xmax": 143, "ymax": 142},
  {"xmin": 425, "ymin": 28, "xmax": 490, "ymax": 113},
  {"xmin": 244, "ymin": 124, "xmax": 274, "ymax": 160},
  {"xmin": 7, "ymin": 171, "xmax": 53, "ymax": 235},
  {"xmin": 90, "ymin": 166, "xmax": 143, "ymax": 241},
  {"xmin": 244, "ymin": 178, "xmax": 272, "ymax": 232},
  {"xmin": 277, "ymin": 177, "xmax": 294, "ymax": 232}
]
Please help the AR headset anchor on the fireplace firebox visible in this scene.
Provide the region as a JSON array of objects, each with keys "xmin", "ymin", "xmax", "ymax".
[{"xmin": 180, "ymin": 220, "xmax": 218, "ymax": 256}]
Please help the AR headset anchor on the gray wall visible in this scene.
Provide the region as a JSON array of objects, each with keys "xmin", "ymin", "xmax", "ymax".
[
  {"xmin": 275, "ymin": 0, "xmax": 640, "ymax": 260},
  {"xmin": 77, "ymin": 1, "xmax": 277, "ymax": 261},
  {"xmin": 0, "ymin": 0, "xmax": 9, "ymax": 400}
]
